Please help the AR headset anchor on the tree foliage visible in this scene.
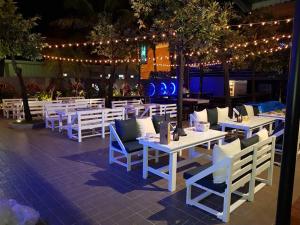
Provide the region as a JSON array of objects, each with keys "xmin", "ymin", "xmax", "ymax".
[
  {"xmin": 0, "ymin": 0, "xmax": 42, "ymax": 60},
  {"xmin": 0, "ymin": 0, "xmax": 42, "ymax": 121}
]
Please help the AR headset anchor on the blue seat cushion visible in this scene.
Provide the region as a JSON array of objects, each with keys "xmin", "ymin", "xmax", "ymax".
[
  {"xmin": 112, "ymin": 140, "xmax": 143, "ymax": 153},
  {"xmin": 207, "ymin": 108, "xmax": 218, "ymax": 126},
  {"xmin": 115, "ymin": 119, "xmax": 139, "ymax": 142},
  {"xmin": 152, "ymin": 115, "xmax": 171, "ymax": 133},
  {"xmin": 183, "ymin": 165, "xmax": 227, "ymax": 193}
]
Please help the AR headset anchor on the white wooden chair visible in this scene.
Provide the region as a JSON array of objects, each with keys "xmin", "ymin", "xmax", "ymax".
[
  {"xmin": 2, "ymin": 99, "xmax": 22, "ymax": 118},
  {"xmin": 185, "ymin": 146, "xmax": 257, "ymax": 222},
  {"xmin": 44, "ymin": 103, "xmax": 68, "ymax": 131},
  {"xmin": 102, "ymin": 108, "xmax": 125, "ymax": 138},
  {"xmin": 111, "ymin": 100, "xmax": 127, "ymax": 108},
  {"xmin": 68, "ymin": 109, "xmax": 105, "ymax": 142},
  {"xmin": 109, "ymin": 123, "xmax": 158, "ymax": 171}
]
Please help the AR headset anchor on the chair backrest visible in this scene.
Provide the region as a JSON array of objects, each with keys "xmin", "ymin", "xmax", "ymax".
[
  {"xmin": 127, "ymin": 99, "xmax": 142, "ymax": 105},
  {"xmin": 76, "ymin": 109, "xmax": 104, "ymax": 130},
  {"xmin": 254, "ymin": 136, "xmax": 275, "ymax": 176},
  {"xmin": 149, "ymin": 104, "xmax": 161, "ymax": 117},
  {"xmin": 66, "ymin": 102, "xmax": 89, "ymax": 112},
  {"xmin": 2, "ymin": 99, "xmax": 22, "ymax": 108},
  {"xmin": 56, "ymin": 96, "xmax": 85, "ymax": 100},
  {"xmin": 89, "ymin": 98, "xmax": 105, "ymax": 108},
  {"xmin": 111, "ymin": 100, "xmax": 127, "ymax": 108},
  {"xmin": 162, "ymin": 104, "xmax": 177, "ymax": 118},
  {"xmin": 28, "ymin": 101, "xmax": 45, "ymax": 117},
  {"xmin": 103, "ymin": 108, "xmax": 125, "ymax": 126},
  {"xmin": 228, "ymin": 145, "xmax": 257, "ymax": 193},
  {"xmin": 44, "ymin": 103, "xmax": 68, "ymax": 117}
]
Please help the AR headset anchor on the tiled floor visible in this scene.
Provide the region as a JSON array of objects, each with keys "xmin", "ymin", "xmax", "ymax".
[{"xmin": 0, "ymin": 119, "xmax": 300, "ymax": 225}]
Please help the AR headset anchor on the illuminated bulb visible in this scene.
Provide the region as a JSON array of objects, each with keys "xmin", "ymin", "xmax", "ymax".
[
  {"xmin": 76, "ymin": 43, "xmax": 79, "ymax": 46},
  {"xmin": 83, "ymin": 43, "xmax": 87, "ymax": 46},
  {"xmin": 62, "ymin": 44, "xmax": 65, "ymax": 47},
  {"xmin": 238, "ymin": 25, "xmax": 242, "ymax": 28},
  {"xmin": 261, "ymin": 22, "xmax": 266, "ymax": 26},
  {"xmin": 126, "ymin": 38, "xmax": 129, "ymax": 42},
  {"xmin": 55, "ymin": 45, "xmax": 58, "ymax": 48},
  {"xmin": 115, "ymin": 40, "xmax": 118, "ymax": 43},
  {"xmin": 274, "ymin": 21, "xmax": 278, "ymax": 25},
  {"xmin": 152, "ymin": 35, "xmax": 156, "ymax": 38},
  {"xmin": 286, "ymin": 19, "xmax": 292, "ymax": 23},
  {"xmin": 249, "ymin": 23, "xmax": 253, "ymax": 27},
  {"xmin": 134, "ymin": 37, "xmax": 138, "ymax": 40},
  {"xmin": 143, "ymin": 36, "xmax": 146, "ymax": 39},
  {"xmin": 68, "ymin": 43, "xmax": 72, "ymax": 46},
  {"xmin": 107, "ymin": 41, "xmax": 110, "ymax": 44},
  {"xmin": 162, "ymin": 33, "xmax": 166, "ymax": 37}
]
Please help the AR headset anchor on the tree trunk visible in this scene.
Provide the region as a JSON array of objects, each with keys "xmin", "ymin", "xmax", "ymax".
[
  {"xmin": 125, "ymin": 63, "xmax": 129, "ymax": 80},
  {"xmin": 107, "ymin": 63, "xmax": 116, "ymax": 107},
  {"xmin": 152, "ymin": 44, "xmax": 157, "ymax": 73},
  {"xmin": 177, "ymin": 48, "xmax": 186, "ymax": 136},
  {"xmin": 11, "ymin": 57, "xmax": 32, "ymax": 121},
  {"xmin": 223, "ymin": 61, "xmax": 230, "ymax": 107}
]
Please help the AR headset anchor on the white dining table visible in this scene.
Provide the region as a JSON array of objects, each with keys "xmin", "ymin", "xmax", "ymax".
[
  {"xmin": 219, "ymin": 116, "xmax": 276, "ymax": 138},
  {"xmin": 139, "ymin": 128, "xmax": 227, "ymax": 192}
]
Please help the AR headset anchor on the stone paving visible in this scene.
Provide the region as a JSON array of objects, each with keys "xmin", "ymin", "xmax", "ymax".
[{"xmin": 0, "ymin": 119, "xmax": 299, "ymax": 225}]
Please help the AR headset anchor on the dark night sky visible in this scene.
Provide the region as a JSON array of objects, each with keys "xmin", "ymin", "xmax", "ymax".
[{"xmin": 14, "ymin": 0, "xmax": 129, "ymax": 40}]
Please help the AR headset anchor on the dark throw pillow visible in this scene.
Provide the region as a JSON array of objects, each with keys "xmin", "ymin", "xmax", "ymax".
[
  {"xmin": 240, "ymin": 135, "xmax": 259, "ymax": 149},
  {"xmin": 236, "ymin": 105, "xmax": 248, "ymax": 116},
  {"xmin": 152, "ymin": 115, "xmax": 170, "ymax": 133},
  {"xmin": 115, "ymin": 119, "xmax": 139, "ymax": 142},
  {"xmin": 207, "ymin": 108, "xmax": 218, "ymax": 126}
]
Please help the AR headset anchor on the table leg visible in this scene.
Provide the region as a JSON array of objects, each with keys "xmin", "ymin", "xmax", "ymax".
[
  {"xmin": 168, "ymin": 152, "xmax": 177, "ymax": 192},
  {"xmin": 268, "ymin": 123, "xmax": 273, "ymax": 135},
  {"xmin": 67, "ymin": 115, "xmax": 72, "ymax": 138},
  {"xmin": 221, "ymin": 126, "xmax": 225, "ymax": 132},
  {"xmin": 246, "ymin": 129, "xmax": 252, "ymax": 138},
  {"xmin": 143, "ymin": 145, "xmax": 149, "ymax": 179}
]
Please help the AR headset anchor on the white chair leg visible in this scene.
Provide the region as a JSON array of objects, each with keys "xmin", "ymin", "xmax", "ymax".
[
  {"xmin": 109, "ymin": 147, "xmax": 114, "ymax": 164},
  {"xmin": 267, "ymin": 166, "xmax": 273, "ymax": 186},
  {"xmin": 186, "ymin": 185, "xmax": 192, "ymax": 205},
  {"xmin": 102, "ymin": 127, "xmax": 105, "ymax": 139},
  {"xmin": 78, "ymin": 130, "xmax": 82, "ymax": 142},
  {"xmin": 178, "ymin": 150, "xmax": 183, "ymax": 157},
  {"xmin": 222, "ymin": 191, "xmax": 231, "ymax": 223},
  {"xmin": 127, "ymin": 154, "xmax": 132, "ymax": 171}
]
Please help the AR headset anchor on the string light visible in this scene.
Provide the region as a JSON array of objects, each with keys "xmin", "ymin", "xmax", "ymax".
[{"xmin": 41, "ymin": 18, "xmax": 293, "ymax": 49}]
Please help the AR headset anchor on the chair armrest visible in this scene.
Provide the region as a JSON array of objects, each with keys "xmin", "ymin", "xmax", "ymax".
[
  {"xmin": 189, "ymin": 113, "xmax": 197, "ymax": 127},
  {"xmin": 109, "ymin": 124, "xmax": 126, "ymax": 153},
  {"xmin": 186, "ymin": 158, "xmax": 230, "ymax": 186}
]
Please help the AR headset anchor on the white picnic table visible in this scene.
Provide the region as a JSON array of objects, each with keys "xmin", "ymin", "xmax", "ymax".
[
  {"xmin": 139, "ymin": 128, "xmax": 227, "ymax": 192},
  {"xmin": 219, "ymin": 116, "xmax": 276, "ymax": 138}
]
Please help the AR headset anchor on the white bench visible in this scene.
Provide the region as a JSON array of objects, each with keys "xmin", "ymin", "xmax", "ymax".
[{"xmin": 68, "ymin": 108, "xmax": 125, "ymax": 142}]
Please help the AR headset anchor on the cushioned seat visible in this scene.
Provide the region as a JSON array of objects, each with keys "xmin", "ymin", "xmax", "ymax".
[
  {"xmin": 210, "ymin": 124, "xmax": 222, "ymax": 131},
  {"xmin": 112, "ymin": 140, "xmax": 143, "ymax": 153},
  {"xmin": 183, "ymin": 165, "xmax": 227, "ymax": 193}
]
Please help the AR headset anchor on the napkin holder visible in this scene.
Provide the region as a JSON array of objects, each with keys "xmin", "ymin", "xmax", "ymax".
[
  {"xmin": 195, "ymin": 122, "xmax": 210, "ymax": 132},
  {"xmin": 160, "ymin": 121, "xmax": 170, "ymax": 144}
]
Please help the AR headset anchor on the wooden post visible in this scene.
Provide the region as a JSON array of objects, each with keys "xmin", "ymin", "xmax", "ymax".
[{"xmin": 276, "ymin": 1, "xmax": 300, "ymax": 224}]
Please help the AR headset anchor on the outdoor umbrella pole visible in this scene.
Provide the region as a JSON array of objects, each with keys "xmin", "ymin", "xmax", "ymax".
[{"xmin": 276, "ymin": 0, "xmax": 300, "ymax": 224}]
